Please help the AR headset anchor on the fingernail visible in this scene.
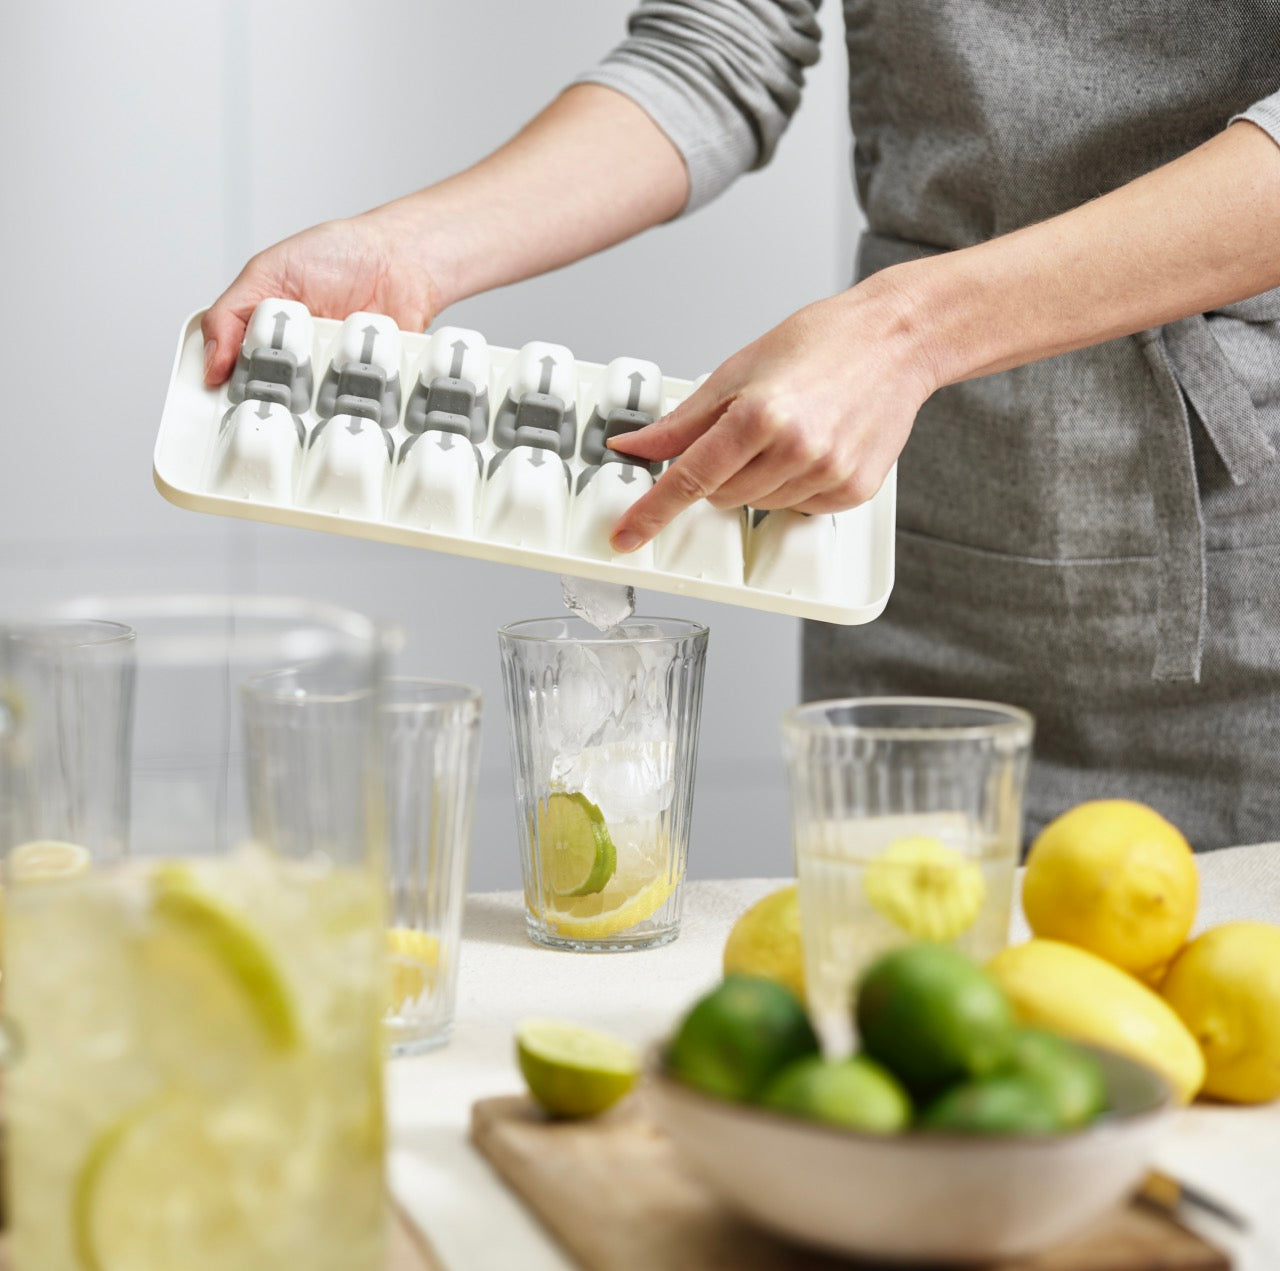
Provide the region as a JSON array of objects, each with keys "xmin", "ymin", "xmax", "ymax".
[
  {"xmin": 611, "ymin": 530, "xmax": 642, "ymax": 554},
  {"xmin": 203, "ymin": 339, "xmax": 216, "ymax": 379}
]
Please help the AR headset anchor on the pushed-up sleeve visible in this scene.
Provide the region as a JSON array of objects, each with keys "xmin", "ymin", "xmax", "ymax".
[
  {"xmin": 574, "ymin": 0, "xmax": 822, "ymax": 213},
  {"xmin": 1232, "ymin": 89, "xmax": 1280, "ymax": 146}
]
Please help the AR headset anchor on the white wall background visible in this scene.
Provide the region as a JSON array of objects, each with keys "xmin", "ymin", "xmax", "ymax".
[{"xmin": 0, "ymin": 0, "xmax": 861, "ymax": 888}]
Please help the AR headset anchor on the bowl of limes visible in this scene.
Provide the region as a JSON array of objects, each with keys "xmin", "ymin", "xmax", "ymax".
[{"xmin": 650, "ymin": 945, "xmax": 1175, "ymax": 1264}]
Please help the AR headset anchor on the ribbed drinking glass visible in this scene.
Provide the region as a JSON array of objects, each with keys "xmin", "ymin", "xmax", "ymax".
[
  {"xmin": 783, "ymin": 697, "xmax": 1033, "ymax": 1055},
  {"xmin": 499, "ymin": 616, "xmax": 708, "ymax": 951}
]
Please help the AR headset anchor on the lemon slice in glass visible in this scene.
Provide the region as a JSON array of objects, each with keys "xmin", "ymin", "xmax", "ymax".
[
  {"xmin": 543, "ymin": 870, "xmax": 682, "ymax": 940},
  {"xmin": 516, "ymin": 1019, "xmax": 639, "ymax": 1118},
  {"xmin": 72, "ymin": 1087, "xmax": 381, "ymax": 1271},
  {"xmin": 7, "ymin": 839, "xmax": 92, "ymax": 883},
  {"xmin": 536, "ymin": 791, "xmax": 616, "ymax": 897},
  {"xmin": 386, "ymin": 927, "xmax": 439, "ymax": 1013},
  {"xmin": 863, "ymin": 835, "xmax": 986, "ymax": 941}
]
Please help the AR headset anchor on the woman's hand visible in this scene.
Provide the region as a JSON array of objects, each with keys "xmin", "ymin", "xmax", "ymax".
[
  {"xmin": 200, "ymin": 209, "xmax": 447, "ymax": 387},
  {"xmin": 606, "ymin": 277, "xmax": 937, "ymax": 552}
]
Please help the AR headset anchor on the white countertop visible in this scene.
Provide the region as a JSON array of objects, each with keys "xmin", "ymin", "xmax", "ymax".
[{"xmin": 387, "ymin": 844, "xmax": 1280, "ymax": 1271}]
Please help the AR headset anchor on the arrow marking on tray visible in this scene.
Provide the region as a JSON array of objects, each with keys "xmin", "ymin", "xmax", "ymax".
[
  {"xmin": 538, "ymin": 356, "xmax": 556, "ymax": 395},
  {"xmin": 529, "ymin": 447, "xmax": 546, "ymax": 468},
  {"xmin": 360, "ymin": 324, "xmax": 379, "ymax": 365},
  {"xmin": 626, "ymin": 371, "xmax": 645, "ymax": 411},
  {"xmin": 271, "ymin": 311, "xmax": 289, "ymax": 349},
  {"xmin": 256, "ymin": 399, "xmax": 272, "ymax": 419},
  {"xmin": 439, "ymin": 432, "xmax": 455, "ymax": 451},
  {"xmin": 620, "ymin": 463, "xmax": 637, "ymax": 484},
  {"xmin": 449, "ymin": 340, "xmax": 468, "ymax": 379},
  {"xmin": 345, "ymin": 417, "xmax": 364, "ymax": 436}
]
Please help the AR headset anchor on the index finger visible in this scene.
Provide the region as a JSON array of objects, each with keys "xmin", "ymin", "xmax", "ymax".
[{"xmin": 608, "ymin": 401, "xmax": 761, "ymax": 552}]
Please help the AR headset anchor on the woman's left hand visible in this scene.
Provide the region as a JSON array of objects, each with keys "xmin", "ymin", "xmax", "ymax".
[{"xmin": 606, "ymin": 278, "xmax": 937, "ymax": 552}]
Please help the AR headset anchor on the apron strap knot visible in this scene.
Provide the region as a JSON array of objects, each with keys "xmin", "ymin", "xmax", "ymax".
[
  {"xmin": 1137, "ymin": 330, "xmax": 1206, "ymax": 684},
  {"xmin": 1137, "ymin": 314, "xmax": 1276, "ymax": 684},
  {"xmin": 1162, "ymin": 315, "xmax": 1277, "ymax": 485}
]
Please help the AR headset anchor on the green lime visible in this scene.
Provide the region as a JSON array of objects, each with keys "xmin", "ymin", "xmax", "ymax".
[
  {"xmin": 855, "ymin": 944, "xmax": 1015, "ymax": 1095},
  {"xmin": 517, "ymin": 1019, "xmax": 640, "ymax": 1118},
  {"xmin": 919, "ymin": 1073, "xmax": 1065, "ymax": 1135},
  {"xmin": 760, "ymin": 1055, "xmax": 911, "ymax": 1133},
  {"xmin": 536, "ymin": 792, "xmax": 617, "ymax": 897},
  {"xmin": 149, "ymin": 864, "xmax": 297, "ymax": 1051},
  {"xmin": 1003, "ymin": 1029, "xmax": 1107, "ymax": 1128},
  {"xmin": 666, "ymin": 975, "xmax": 819, "ymax": 1102}
]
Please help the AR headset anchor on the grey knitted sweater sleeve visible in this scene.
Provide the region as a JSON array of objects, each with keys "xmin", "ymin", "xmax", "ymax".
[
  {"xmin": 1234, "ymin": 90, "xmax": 1280, "ymax": 147},
  {"xmin": 573, "ymin": 0, "xmax": 822, "ymax": 213}
]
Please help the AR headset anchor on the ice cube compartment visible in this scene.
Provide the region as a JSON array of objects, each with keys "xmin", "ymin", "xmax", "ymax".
[{"xmin": 155, "ymin": 303, "xmax": 895, "ymax": 623}]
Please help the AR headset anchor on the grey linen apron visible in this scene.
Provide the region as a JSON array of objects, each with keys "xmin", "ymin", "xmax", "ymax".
[
  {"xmin": 580, "ymin": 0, "xmax": 1280, "ymax": 849},
  {"xmin": 802, "ymin": 3, "xmax": 1280, "ymax": 850}
]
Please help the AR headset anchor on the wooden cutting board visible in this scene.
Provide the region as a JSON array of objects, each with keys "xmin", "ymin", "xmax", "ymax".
[
  {"xmin": 471, "ymin": 1095, "xmax": 1230, "ymax": 1271},
  {"xmin": 0, "ymin": 1203, "xmax": 443, "ymax": 1271}
]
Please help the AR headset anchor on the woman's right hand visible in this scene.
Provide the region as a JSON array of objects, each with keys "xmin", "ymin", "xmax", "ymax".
[{"xmin": 200, "ymin": 209, "xmax": 447, "ymax": 387}]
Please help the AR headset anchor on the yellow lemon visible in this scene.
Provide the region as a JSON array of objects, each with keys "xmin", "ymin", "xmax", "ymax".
[
  {"xmin": 723, "ymin": 884, "xmax": 806, "ymax": 1003},
  {"xmin": 1160, "ymin": 922, "xmax": 1280, "ymax": 1104},
  {"xmin": 988, "ymin": 938, "xmax": 1204, "ymax": 1104},
  {"xmin": 1022, "ymin": 800, "xmax": 1197, "ymax": 977}
]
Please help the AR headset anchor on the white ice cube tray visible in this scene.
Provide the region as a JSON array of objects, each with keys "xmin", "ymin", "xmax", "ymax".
[{"xmin": 154, "ymin": 303, "xmax": 895, "ymax": 623}]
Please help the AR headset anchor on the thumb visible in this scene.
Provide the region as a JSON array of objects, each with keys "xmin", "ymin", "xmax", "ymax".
[{"xmin": 199, "ymin": 302, "xmax": 252, "ymax": 387}]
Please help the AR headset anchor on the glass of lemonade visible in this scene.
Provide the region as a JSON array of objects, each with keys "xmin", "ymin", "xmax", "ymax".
[
  {"xmin": 499, "ymin": 616, "xmax": 708, "ymax": 951},
  {"xmin": 2, "ymin": 597, "xmax": 388, "ymax": 1271},
  {"xmin": 783, "ymin": 697, "xmax": 1034, "ymax": 1055}
]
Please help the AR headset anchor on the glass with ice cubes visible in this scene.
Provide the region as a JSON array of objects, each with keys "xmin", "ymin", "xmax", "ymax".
[{"xmin": 499, "ymin": 616, "xmax": 708, "ymax": 950}]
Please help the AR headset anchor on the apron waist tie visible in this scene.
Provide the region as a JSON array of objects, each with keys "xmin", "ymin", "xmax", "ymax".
[{"xmin": 857, "ymin": 228, "xmax": 1278, "ymax": 686}]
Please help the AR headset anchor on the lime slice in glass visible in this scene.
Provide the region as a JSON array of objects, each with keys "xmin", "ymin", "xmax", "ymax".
[
  {"xmin": 516, "ymin": 1019, "xmax": 640, "ymax": 1118},
  {"xmin": 147, "ymin": 865, "xmax": 298, "ymax": 1053},
  {"xmin": 536, "ymin": 792, "xmax": 616, "ymax": 897}
]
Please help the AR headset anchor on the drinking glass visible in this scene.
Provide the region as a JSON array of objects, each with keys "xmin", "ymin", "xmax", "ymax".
[
  {"xmin": 783, "ymin": 697, "xmax": 1034, "ymax": 1055},
  {"xmin": 246, "ymin": 675, "xmax": 482, "ymax": 1055},
  {"xmin": 0, "ymin": 618, "xmax": 135, "ymax": 864},
  {"xmin": 499, "ymin": 616, "xmax": 708, "ymax": 951},
  {"xmin": 2, "ymin": 597, "xmax": 388, "ymax": 1271}
]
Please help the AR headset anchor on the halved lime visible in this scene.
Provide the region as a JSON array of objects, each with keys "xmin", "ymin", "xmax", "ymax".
[
  {"xmin": 386, "ymin": 926, "xmax": 439, "ymax": 1013},
  {"xmin": 536, "ymin": 792, "xmax": 616, "ymax": 897},
  {"xmin": 147, "ymin": 865, "xmax": 298, "ymax": 1052},
  {"xmin": 7, "ymin": 838, "xmax": 92, "ymax": 883},
  {"xmin": 862, "ymin": 835, "xmax": 987, "ymax": 941},
  {"xmin": 516, "ymin": 1019, "xmax": 640, "ymax": 1118}
]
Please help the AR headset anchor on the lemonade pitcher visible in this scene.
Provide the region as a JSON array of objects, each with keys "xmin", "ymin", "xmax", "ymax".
[{"xmin": 2, "ymin": 597, "xmax": 388, "ymax": 1271}]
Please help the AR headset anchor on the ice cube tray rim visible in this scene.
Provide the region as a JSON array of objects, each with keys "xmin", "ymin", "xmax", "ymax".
[{"xmin": 154, "ymin": 311, "xmax": 896, "ymax": 625}]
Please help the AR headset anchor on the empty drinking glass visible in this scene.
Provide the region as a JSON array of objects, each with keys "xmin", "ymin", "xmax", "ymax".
[
  {"xmin": 245, "ymin": 675, "xmax": 482, "ymax": 1055},
  {"xmin": 381, "ymin": 680, "xmax": 481, "ymax": 1053}
]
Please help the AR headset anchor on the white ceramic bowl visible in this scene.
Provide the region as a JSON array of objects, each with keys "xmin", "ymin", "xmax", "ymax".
[{"xmin": 648, "ymin": 1046, "xmax": 1174, "ymax": 1264}]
